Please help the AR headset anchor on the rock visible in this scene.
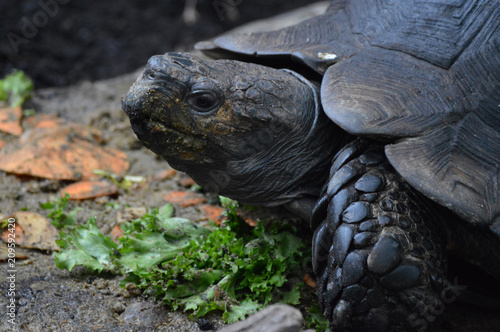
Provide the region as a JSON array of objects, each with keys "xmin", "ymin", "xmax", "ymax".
[{"xmin": 218, "ymin": 304, "xmax": 305, "ymax": 332}]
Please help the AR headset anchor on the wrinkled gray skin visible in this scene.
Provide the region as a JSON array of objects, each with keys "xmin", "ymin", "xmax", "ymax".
[{"xmin": 124, "ymin": 53, "xmax": 341, "ymax": 219}]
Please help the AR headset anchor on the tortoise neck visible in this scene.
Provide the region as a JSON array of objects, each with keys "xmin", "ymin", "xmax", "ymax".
[{"xmin": 219, "ymin": 79, "xmax": 348, "ymax": 208}]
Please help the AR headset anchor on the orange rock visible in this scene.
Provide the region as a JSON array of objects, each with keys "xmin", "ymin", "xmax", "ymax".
[
  {"xmin": 0, "ymin": 107, "xmax": 23, "ymax": 136},
  {"xmin": 199, "ymin": 205, "xmax": 257, "ymax": 227},
  {"xmin": 153, "ymin": 169, "xmax": 177, "ymax": 181},
  {"xmin": 200, "ymin": 205, "xmax": 226, "ymax": 225},
  {"xmin": 164, "ymin": 191, "xmax": 207, "ymax": 208},
  {"xmin": 61, "ymin": 181, "xmax": 119, "ymax": 200},
  {"xmin": 303, "ymin": 274, "xmax": 317, "ymax": 289},
  {"xmin": 23, "ymin": 114, "xmax": 60, "ymax": 129},
  {"xmin": 243, "ymin": 217, "xmax": 257, "ymax": 227},
  {"xmin": 110, "ymin": 225, "xmax": 124, "ymax": 242},
  {"xmin": 0, "ymin": 122, "xmax": 128, "ymax": 180},
  {"xmin": 0, "ymin": 140, "xmax": 7, "ymax": 150},
  {"xmin": 23, "ymin": 114, "xmax": 103, "ymax": 143},
  {"xmin": 180, "ymin": 177, "xmax": 197, "ymax": 188}
]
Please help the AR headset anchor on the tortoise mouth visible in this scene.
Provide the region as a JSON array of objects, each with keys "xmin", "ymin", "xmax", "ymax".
[{"xmin": 133, "ymin": 119, "xmax": 209, "ymax": 165}]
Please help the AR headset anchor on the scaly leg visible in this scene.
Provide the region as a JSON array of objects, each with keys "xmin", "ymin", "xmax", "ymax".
[{"xmin": 312, "ymin": 140, "xmax": 449, "ymax": 331}]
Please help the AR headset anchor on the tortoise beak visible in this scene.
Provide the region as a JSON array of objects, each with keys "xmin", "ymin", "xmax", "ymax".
[
  {"xmin": 122, "ymin": 79, "xmax": 147, "ymax": 122},
  {"xmin": 122, "ymin": 87, "xmax": 150, "ymax": 147}
]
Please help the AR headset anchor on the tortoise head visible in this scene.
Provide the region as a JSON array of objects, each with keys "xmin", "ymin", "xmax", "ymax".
[{"xmin": 123, "ymin": 52, "xmax": 338, "ymax": 206}]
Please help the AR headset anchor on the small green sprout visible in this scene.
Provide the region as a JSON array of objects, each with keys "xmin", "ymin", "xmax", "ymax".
[
  {"xmin": 306, "ymin": 302, "xmax": 330, "ymax": 331},
  {"xmin": 0, "ymin": 70, "xmax": 34, "ymax": 107},
  {"xmin": 219, "ymin": 195, "xmax": 238, "ymax": 208},
  {"xmin": 0, "ymin": 218, "xmax": 10, "ymax": 229},
  {"xmin": 40, "ymin": 194, "xmax": 79, "ymax": 228},
  {"xmin": 92, "ymin": 169, "xmax": 146, "ymax": 190}
]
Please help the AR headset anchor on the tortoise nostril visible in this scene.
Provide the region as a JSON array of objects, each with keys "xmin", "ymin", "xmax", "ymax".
[
  {"xmin": 145, "ymin": 55, "xmax": 165, "ymax": 79},
  {"xmin": 147, "ymin": 55, "xmax": 163, "ymax": 68}
]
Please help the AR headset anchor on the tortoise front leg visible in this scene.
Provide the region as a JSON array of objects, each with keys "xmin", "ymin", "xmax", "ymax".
[{"xmin": 312, "ymin": 141, "xmax": 449, "ymax": 331}]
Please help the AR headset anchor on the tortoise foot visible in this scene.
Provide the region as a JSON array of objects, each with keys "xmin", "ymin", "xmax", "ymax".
[{"xmin": 312, "ymin": 141, "xmax": 448, "ymax": 331}]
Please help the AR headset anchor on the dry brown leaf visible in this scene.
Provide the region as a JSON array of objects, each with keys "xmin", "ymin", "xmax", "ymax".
[
  {"xmin": 61, "ymin": 181, "xmax": 119, "ymax": 200},
  {"xmin": 2, "ymin": 212, "xmax": 59, "ymax": 251},
  {"xmin": 0, "ymin": 120, "xmax": 128, "ymax": 180},
  {"xmin": 0, "ymin": 107, "xmax": 23, "ymax": 136},
  {"xmin": 0, "ymin": 242, "xmax": 29, "ymax": 261}
]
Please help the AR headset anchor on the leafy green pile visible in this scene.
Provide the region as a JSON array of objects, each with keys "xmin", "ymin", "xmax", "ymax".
[
  {"xmin": 53, "ymin": 201, "xmax": 309, "ymax": 323},
  {"xmin": 0, "ymin": 70, "xmax": 34, "ymax": 107}
]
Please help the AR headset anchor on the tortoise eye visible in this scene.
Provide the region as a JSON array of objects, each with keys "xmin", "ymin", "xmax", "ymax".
[{"xmin": 187, "ymin": 90, "xmax": 221, "ymax": 113}]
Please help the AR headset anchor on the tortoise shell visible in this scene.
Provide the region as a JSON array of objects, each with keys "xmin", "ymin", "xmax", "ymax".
[{"xmin": 198, "ymin": 0, "xmax": 500, "ymax": 231}]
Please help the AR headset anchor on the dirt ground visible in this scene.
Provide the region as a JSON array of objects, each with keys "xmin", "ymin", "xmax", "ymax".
[{"xmin": 1, "ymin": 1, "xmax": 500, "ymax": 332}]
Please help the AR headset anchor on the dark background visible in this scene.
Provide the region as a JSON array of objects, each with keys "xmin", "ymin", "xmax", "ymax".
[{"xmin": 1, "ymin": 0, "xmax": 321, "ymax": 88}]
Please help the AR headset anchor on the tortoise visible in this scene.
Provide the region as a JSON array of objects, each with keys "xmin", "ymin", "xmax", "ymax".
[{"xmin": 122, "ymin": 0, "xmax": 500, "ymax": 330}]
